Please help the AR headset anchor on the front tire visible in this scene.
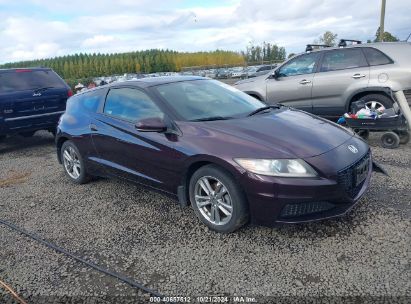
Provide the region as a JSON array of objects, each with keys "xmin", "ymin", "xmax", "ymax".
[
  {"xmin": 61, "ymin": 140, "xmax": 91, "ymax": 184},
  {"xmin": 189, "ymin": 165, "xmax": 249, "ymax": 233}
]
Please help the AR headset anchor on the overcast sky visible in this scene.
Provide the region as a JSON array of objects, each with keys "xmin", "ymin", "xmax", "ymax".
[{"xmin": 0, "ymin": 0, "xmax": 410, "ymax": 64}]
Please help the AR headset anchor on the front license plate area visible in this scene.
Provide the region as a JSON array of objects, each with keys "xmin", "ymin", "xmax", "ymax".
[{"xmin": 355, "ymin": 158, "xmax": 369, "ymax": 186}]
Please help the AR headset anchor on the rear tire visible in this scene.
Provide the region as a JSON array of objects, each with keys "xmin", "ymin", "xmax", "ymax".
[
  {"xmin": 189, "ymin": 165, "xmax": 249, "ymax": 233},
  {"xmin": 61, "ymin": 140, "xmax": 91, "ymax": 184},
  {"xmin": 381, "ymin": 132, "xmax": 400, "ymax": 149},
  {"xmin": 354, "ymin": 94, "xmax": 394, "ymax": 112}
]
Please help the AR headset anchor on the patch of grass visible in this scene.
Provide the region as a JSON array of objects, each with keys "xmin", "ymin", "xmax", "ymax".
[{"xmin": 0, "ymin": 172, "xmax": 31, "ymax": 187}]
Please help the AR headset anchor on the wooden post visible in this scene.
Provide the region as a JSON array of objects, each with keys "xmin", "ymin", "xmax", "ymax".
[{"xmin": 379, "ymin": 0, "xmax": 386, "ymax": 42}]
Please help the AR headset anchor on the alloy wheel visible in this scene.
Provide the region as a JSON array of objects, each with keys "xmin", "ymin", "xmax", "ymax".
[
  {"xmin": 194, "ymin": 176, "xmax": 233, "ymax": 225},
  {"xmin": 63, "ymin": 146, "xmax": 81, "ymax": 179},
  {"xmin": 365, "ymin": 101, "xmax": 385, "ymax": 112}
]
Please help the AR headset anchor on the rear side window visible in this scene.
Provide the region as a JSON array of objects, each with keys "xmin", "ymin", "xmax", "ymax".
[
  {"xmin": 363, "ymin": 47, "xmax": 393, "ymax": 66},
  {"xmin": 104, "ymin": 88, "xmax": 163, "ymax": 122},
  {"xmin": 67, "ymin": 90, "xmax": 101, "ymax": 113},
  {"xmin": 0, "ymin": 70, "xmax": 66, "ymax": 93},
  {"xmin": 320, "ymin": 49, "xmax": 368, "ymax": 72}
]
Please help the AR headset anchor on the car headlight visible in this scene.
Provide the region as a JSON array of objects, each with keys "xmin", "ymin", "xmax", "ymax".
[{"xmin": 234, "ymin": 158, "xmax": 318, "ymax": 177}]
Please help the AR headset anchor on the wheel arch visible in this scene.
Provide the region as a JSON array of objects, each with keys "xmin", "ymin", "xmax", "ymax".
[
  {"xmin": 245, "ymin": 91, "xmax": 265, "ymax": 102},
  {"xmin": 178, "ymin": 156, "xmax": 243, "ymax": 207},
  {"xmin": 56, "ymin": 136, "xmax": 70, "ymax": 164}
]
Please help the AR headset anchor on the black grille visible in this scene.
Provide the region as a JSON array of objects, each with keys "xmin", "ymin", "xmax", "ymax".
[
  {"xmin": 337, "ymin": 151, "xmax": 370, "ymax": 198},
  {"xmin": 280, "ymin": 201, "xmax": 335, "ymax": 218}
]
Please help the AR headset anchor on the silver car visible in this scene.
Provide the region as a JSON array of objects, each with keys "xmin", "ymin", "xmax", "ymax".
[{"xmin": 234, "ymin": 42, "xmax": 411, "ymax": 120}]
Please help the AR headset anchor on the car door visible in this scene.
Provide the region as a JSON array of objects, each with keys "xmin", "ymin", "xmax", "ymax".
[
  {"xmin": 266, "ymin": 52, "xmax": 320, "ymax": 112},
  {"xmin": 90, "ymin": 86, "xmax": 178, "ymax": 193},
  {"xmin": 311, "ymin": 48, "xmax": 370, "ymax": 119}
]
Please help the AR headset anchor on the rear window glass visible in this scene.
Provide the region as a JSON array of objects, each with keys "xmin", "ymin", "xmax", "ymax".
[
  {"xmin": 0, "ymin": 70, "xmax": 65, "ymax": 93},
  {"xmin": 363, "ymin": 48, "xmax": 393, "ymax": 66},
  {"xmin": 320, "ymin": 49, "xmax": 368, "ymax": 72}
]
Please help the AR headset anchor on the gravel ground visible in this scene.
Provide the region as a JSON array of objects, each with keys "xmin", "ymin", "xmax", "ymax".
[{"xmin": 0, "ymin": 131, "xmax": 410, "ymax": 303}]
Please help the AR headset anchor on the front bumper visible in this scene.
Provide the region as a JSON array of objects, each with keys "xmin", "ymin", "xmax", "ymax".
[{"xmin": 241, "ymin": 142, "xmax": 372, "ymax": 226}]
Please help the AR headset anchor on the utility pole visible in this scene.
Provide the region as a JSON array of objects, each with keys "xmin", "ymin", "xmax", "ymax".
[{"xmin": 379, "ymin": 0, "xmax": 386, "ymax": 42}]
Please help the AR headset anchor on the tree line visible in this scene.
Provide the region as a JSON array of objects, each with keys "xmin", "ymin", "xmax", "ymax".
[
  {"xmin": 0, "ymin": 49, "xmax": 245, "ymax": 83},
  {"xmin": 313, "ymin": 29, "xmax": 399, "ymax": 47}
]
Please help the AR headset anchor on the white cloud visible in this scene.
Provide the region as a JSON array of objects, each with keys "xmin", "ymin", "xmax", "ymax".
[
  {"xmin": 0, "ymin": 0, "xmax": 410, "ymax": 63},
  {"xmin": 82, "ymin": 35, "xmax": 115, "ymax": 48}
]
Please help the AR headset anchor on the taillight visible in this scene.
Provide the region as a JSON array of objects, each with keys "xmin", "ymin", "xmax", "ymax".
[
  {"xmin": 67, "ymin": 89, "xmax": 73, "ymax": 97},
  {"xmin": 16, "ymin": 69, "xmax": 32, "ymax": 73}
]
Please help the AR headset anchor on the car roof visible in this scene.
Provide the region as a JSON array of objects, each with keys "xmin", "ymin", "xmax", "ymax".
[
  {"xmin": 116, "ymin": 76, "xmax": 205, "ymax": 87},
  {"xmin": 0, "ymin": 67, "xmax": 53, "ymax": 72},
  {"xmin": 307, "ymin": 41, "xmax": 410, "ymax": 53},
  {"xmin": 74, "ymin": 76, "xmax": 207, "ymax": 96}
]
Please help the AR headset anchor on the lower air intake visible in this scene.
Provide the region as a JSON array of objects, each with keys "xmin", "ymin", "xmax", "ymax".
[{"xmin": 280, "ymin": 201, "xmax": 335, "ymax": 218}]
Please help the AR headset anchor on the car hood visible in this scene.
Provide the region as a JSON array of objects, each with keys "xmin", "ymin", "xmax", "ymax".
[
  {"xmin": 234, "ymin": 74, "xmax": 267, "ymax": 86},
  {"xmin": 179, "ymin": 108, "xmax": 354, "ymax": 159}
]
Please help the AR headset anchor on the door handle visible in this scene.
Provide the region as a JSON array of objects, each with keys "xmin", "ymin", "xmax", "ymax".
[
  {"xmin": 90, "ymin": 124, "xmax": 98, "ymax": 131},
  {"xmin": 352, "ymin": 73, "xmax": 366, "ymax": 79},
  {"xmin": 299, "ymin": 79, "xmax": 311, "ymax": 85}
]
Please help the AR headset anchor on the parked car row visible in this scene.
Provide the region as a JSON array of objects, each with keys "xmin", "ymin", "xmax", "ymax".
[{"xmin": 178, "ymin": 65, "xmax": 278, "ymax": 80}]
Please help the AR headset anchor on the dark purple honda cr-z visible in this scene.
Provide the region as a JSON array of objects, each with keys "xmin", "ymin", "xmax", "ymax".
[{"xmin": 56, "ymin": 76, "xmax": 372, "ymax": 233}]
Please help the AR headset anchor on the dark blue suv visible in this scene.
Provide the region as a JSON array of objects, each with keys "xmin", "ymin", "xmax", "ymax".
[{"xmin": 0, "ymin": 68, "xmax": 72, "ymax": 140}]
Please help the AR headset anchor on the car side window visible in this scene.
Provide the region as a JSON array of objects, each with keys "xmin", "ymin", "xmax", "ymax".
[
  {"xmin": 104, "ymin": 88, "xmax": 163, "ymax": 122},
  {"xmin": 320, "ymin": 49, "xmax": 368, "ymax": 72},
  {"xmin": 67, "ymin": 90, "xmax": 101, "ymax": 113},
  {"xmin": 79, "ymin": 91, "xmax": 101, "ymax": 112},
  {"xmin": 363, "ymin": 47, "xmax": 393, "ymax": 66},
  {"xmin": 278, "ymin": 53, "xmax": 320, "ymax": 77}
]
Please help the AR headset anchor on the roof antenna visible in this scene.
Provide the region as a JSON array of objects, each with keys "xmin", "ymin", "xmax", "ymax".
[{"xmin": 406, "ymin": 32, "xmax": 411, "ymax": 42}]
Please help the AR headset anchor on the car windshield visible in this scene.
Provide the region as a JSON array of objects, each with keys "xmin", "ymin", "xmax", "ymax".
[{"xmin": 154, "ymin": 80, "xmax": 265, "ymax": 121}]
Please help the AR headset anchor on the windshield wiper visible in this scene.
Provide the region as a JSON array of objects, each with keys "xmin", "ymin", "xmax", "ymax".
[
  {"xmin": 248, "ymin": 105, "xmax": 282, "ymax": 117},
  {"xmin": 190, "ymin": 116, "xmax": 232, "ymax": 122}
]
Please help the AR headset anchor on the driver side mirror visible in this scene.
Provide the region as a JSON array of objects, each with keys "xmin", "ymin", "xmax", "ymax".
[
  {"xmin": 135, "ymin": 117, "xmax": 167, "ymax": 133},
  {"xmin": 272, "ymin": 69, "xmax": 280, "ymax": 79}
]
